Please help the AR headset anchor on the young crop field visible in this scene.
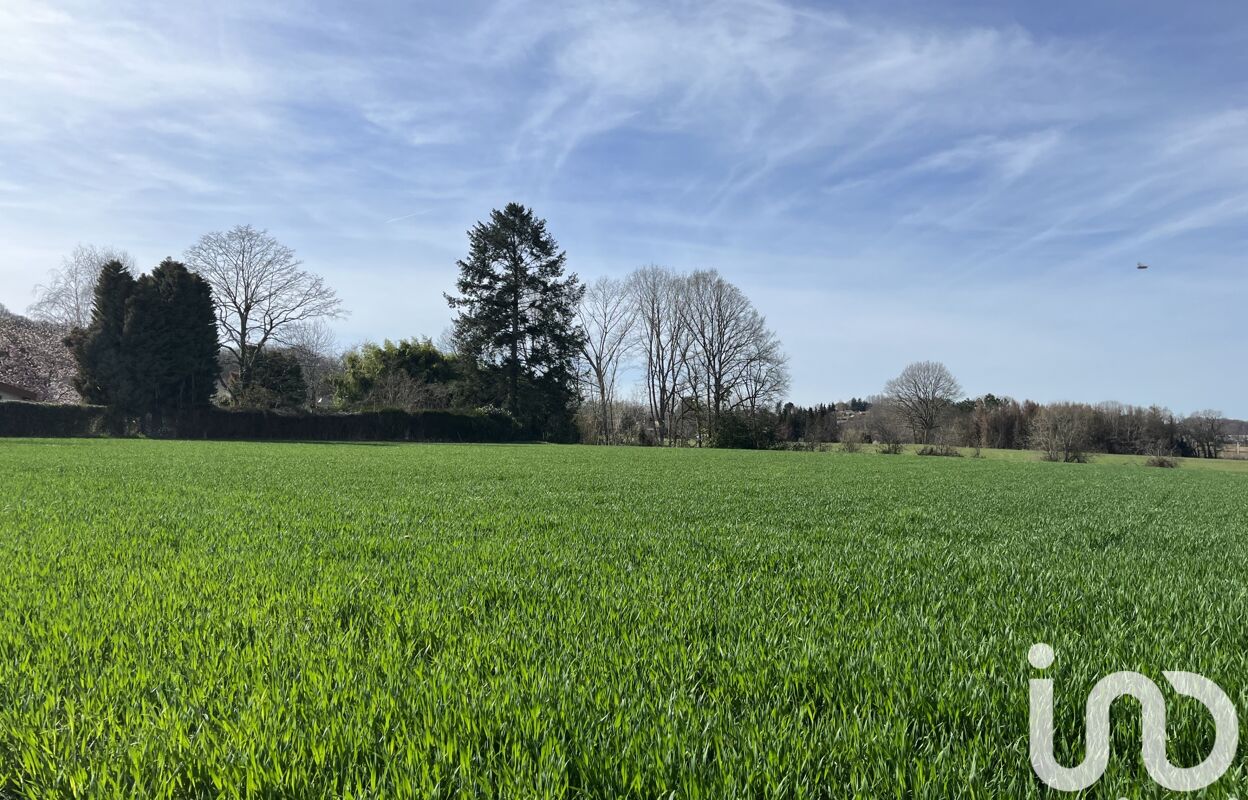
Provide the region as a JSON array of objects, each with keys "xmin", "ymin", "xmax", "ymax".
[{"xmin": 1, "ymin": 439, "xmax": 1246, "ymax": 798}]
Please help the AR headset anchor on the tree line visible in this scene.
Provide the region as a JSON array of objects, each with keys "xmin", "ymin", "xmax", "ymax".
[
  {"xmin": 577, "ymin": 266, "xmax": 788, "ymax": 447},
  {"xmin": 10, "ymin": 203, "xmax": 1241, "ymax": 455},
  {"xmin": 16, "ymin": 205, "xmax": 592, "ymax": 440},
  {"xmin": 852, "ymin": 360, "xmax": 1234, "ymax": 461}
]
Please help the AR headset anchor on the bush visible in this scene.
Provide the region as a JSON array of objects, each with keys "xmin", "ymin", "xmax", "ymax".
[
  {"xmin": 1041, "ymin": 450, "xmax": 1090, "ymax": 464},
  {"xmin": 840, "ymin": 430, "xmax": 863, "ymax": 453},
  {"xmin": 770, "ymin": 441, "xmax": 825, "ymax": 452},
  {"xmin": 232, "ymin": 348, "xmax": 307, "ymax": 410},
  {"xmin": 917, "ymin": 444, "xmax": 962, "ymax": 457},
  {"xmin": 877, "ymin": 441, "xmax": 905, "ymax": 455},
  {"xmin": 1146, "ymin": 454, "xmax": 1180, "ymax": 468}
]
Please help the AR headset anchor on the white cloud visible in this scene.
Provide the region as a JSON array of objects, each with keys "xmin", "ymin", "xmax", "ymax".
[{"xmin": 0, "ymin": 0, "xmax": 1244, "ymax": 413}]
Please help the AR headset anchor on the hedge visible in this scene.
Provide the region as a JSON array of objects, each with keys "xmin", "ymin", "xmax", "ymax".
[
  {"xmin": 0, "ymin": 402, "xmax": 522, "ymax": 443},
  {"xmin": 0, "ymin": 402, "xmax": 109, "ymax": 438}
]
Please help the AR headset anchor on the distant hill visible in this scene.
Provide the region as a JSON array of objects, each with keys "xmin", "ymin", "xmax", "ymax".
[{"xmin": 0, "ymin": 307, "xmax": 78, "ymax": 403}]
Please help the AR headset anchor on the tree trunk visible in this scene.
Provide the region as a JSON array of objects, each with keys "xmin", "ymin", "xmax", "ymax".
[
  {"xmin": 508, "ymin": 260, "xmax": 521, "ymax": 416},
  {"xmin": 596, "ymin": 369, "xmax": 610, "ymax": 444}
]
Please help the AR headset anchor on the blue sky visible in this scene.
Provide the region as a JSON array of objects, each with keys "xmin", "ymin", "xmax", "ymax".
[{"xmin": 1, "ymin": 0, "xmax": 1245, "ymax": 415}]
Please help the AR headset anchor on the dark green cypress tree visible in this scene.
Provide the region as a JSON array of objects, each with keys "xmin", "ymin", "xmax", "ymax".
[
  {"xmin": 122, "ymin": 259, "xmax": 219, "ymax": 414},
  {"xmin": 445, "ymin": 203, "xmax": 585, "ymax": 438},
  {"xmin": 118, "ymin": 273, "xmax": 171, "ymax": 414},
  {"xmin": 70, "ymin": 259, "xmax": 136, "ymax": 404},
  {"xmin": 158, "ymin": 259, "xmax": 219, "ymax": 411},
  {"xmin": 71, "ymin": 257, "xmax": 217, "ymax": 417}
]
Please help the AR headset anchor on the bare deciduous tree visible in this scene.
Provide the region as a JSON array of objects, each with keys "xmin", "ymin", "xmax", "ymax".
[
  {"xmin": 866, "ymin": 397, "xmax": 907, "ymax": 453},
  {"xmin": 285, "ymin": 319, "xmax": 340, "ymax": 408},
  {"xmin": 360, "ymin": 370, "xmax": 450, "ymax": 411},
  {"xmin": 681, "ymin": 270, "xmax": 788, "ymax": 438},
  {"xmin": 629, "ymin": 266, "xmax": 690, "ymax": 445},
  {"xmin": 882, "ymin": 360, "xmax": 963, "ymax": 444},
  {"xmin": 1030, "ymin": 403, "xmax": 1091, "ymax": 463},
  {"xmin": 29, "ymin": 245, "xmax": 135, "ymax": 329},
  {"xmin": 627, "ymin": 266, "xmax": 787, "ymax": 446},
  {"xmin": 185, "ymin": 225, "xmax": 344, "ymax": 400},
  {"xmin": 577, "ymin": 276, "xmax": 636, "ymax": 444},
  {"xmin": 732, "ymin": 326, "xmax": 789, "ymax": 416},
  {"xmin": 1184, "ymin": 409, "xmax": 1226, "ymax": 459}
]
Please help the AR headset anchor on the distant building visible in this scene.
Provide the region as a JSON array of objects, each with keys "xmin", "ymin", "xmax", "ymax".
[{"xmin": 0, "ymin": 380, "xmax": 37, "ymax": 402}]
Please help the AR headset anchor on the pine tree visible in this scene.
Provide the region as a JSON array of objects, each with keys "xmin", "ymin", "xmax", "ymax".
[
  {"xmin": 69, "ymin": 259, "xmax": 135, "ymax": 404},
  {"xmin": 445, "ymin": 203, "xmax": 584, "ymax": 438}
]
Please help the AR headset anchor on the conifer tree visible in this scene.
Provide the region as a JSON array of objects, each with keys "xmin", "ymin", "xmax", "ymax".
[
  {"xmin": 69, "ymin": 259, "xmax": 135, "ymax": 404},
  {"xmin": 158, "ymin": 259, "xmax": 219, "ymax": 411},
  {"xmin": 445, "ymin": 203, "xmax": 584, "ymax": 438},
  {"xmin": 121, "ymin": 259, "xmax": 218, "ymax": 413},
  {"xmin": 70, "ymin": 258, "xmax": 218, "ymax": 415}
]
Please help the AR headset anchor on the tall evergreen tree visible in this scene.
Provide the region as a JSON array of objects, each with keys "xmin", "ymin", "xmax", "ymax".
[
  {"xmin": 121, "ymin": 259, "xmax": 219, "ymax": 414},
  {"xmin": 69, "ymin": 259, "xmax": 135, "ymax": 404},
  {"xmin": 445, "ymin": 203, "xmax": 584, "ymax": 437},
  {"xmin": 118, "ymin": 273, "xmax": 173, "ymax": 413},
  {"xmin": 160, "ymin": 259, "xmax": 220, "ymax": 411},
  {"xmin": 69, "ymin": 257, "xmax": 218, "ymax": 418}
]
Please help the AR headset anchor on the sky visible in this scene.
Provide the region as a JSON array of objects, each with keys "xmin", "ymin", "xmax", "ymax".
[{"xmin": 1, "ymin": 0, "xmax": 1245, "ymax": 415}]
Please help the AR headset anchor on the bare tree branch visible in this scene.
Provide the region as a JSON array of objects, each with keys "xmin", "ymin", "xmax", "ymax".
[
  {"xmin": 28, "ymin": 245, "xmax": 135, "ymax": 329},
  {"xmin": 577, "ymin": 276, "xmax": 636, "ymax": 444},
  {"xmin": 184, "ymin": 225, "xmax": 344, "ymax": 400},
  {"xmin": 882, "ymin": 360, "xmax": 962, "ymax": 444},
  {"xmin": 629, "ymin": 266, "xmax": 690, "ymax": 445}
]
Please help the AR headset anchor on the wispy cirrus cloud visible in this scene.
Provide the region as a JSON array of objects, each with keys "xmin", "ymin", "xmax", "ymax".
[{"xmin": 0, "ymin": 0, "xmax": 1244, "ymax": 413}]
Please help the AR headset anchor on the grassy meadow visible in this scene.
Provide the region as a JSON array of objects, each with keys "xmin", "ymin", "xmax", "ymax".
[{"xmin": 2, "ymin": 438, "xmax": 1247, "ymax": 798}]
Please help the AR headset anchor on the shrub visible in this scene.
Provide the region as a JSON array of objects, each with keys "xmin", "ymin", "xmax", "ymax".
[
  {"xmin": 1146, "ymin": 454, "xmax": 1180, "ymax": 468},
  {"xmin": 232, "ymin": 348, "xmax": 306, "ymax": 410},
  {"xmin": 877, "ymin": 441, "xmax": 905, "ymax": 455},
  {"xmin": 917, "ymin": 444, "xmax": 962, "ymax": 457},
  {"xmin": 773, "ymin": 440, "xmax": 824, "ymax": 453}
]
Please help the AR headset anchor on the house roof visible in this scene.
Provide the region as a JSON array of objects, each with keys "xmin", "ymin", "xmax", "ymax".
[{"xmin": 0, "ymin": 380, "xmax": 37, "ymax": 400}]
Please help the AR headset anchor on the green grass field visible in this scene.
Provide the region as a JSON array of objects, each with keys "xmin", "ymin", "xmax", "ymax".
[{"xmin": 2, "ymin": 439, "xmax": 1247, "ymax": 798}]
